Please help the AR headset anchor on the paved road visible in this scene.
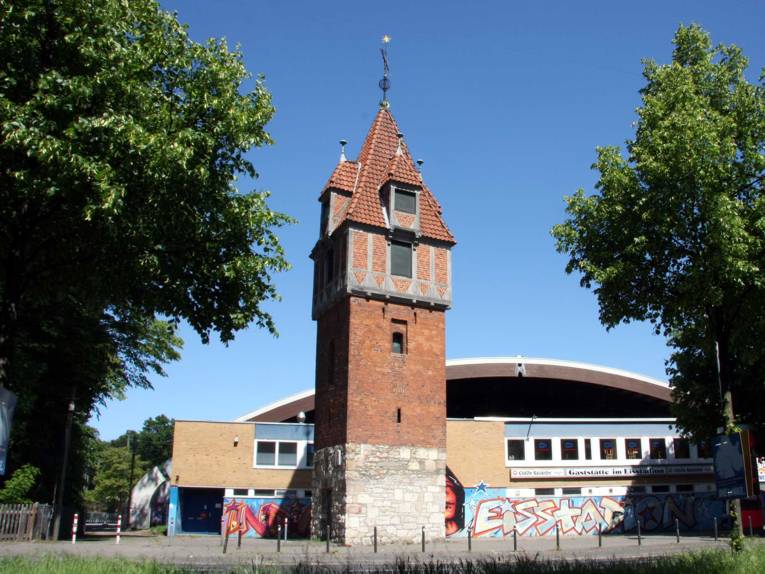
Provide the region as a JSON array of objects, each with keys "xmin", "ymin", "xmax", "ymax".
[{"xmin": 0, "ymin": 533, "xmax": 737, "ymax": 568}]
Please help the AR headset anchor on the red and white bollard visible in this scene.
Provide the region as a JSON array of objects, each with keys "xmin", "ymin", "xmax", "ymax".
[
  {"xmin": 116, "ymin": 514, "xmax": 122, "ymax": 544},
  {"xmin": 71, "ymin": 513, "xmax": 78, "ymax": 544}
]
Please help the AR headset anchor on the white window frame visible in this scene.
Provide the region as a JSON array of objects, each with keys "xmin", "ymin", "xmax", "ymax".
[{"xmin": 253, "ymin": 440, "xmax": 314, "ymax": 469}]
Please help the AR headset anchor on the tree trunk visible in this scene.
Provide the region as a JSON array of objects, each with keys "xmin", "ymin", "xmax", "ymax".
[{"xmin": 712, "ymin": 308, "xmax": 744, "ymax": 541}]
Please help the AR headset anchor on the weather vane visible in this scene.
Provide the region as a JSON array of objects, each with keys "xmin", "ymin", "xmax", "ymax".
[{"xmin": 379, "ymin": 35, "xmax": 391, "ymax": 107}]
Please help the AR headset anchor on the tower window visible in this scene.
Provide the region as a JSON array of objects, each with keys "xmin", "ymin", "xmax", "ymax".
[
  {"xmin": 320, "ymin": 201, "xmax": 329, "ymax": 235},
  {"xmin": 396, "ymin": 408, "xmax": 401, "ymax": 423},
  {"xmin": 324, "ymin": 248, "xmax": 334, "ymax": 285},
  {"xmin": 394, "ymin": 189, "xmax": 416, "ymax": 214},
  {"xmin": 391, "ymin": 241, "xmax": 412, "ymax": 277},
  {"xmin": 392, "ymin": 332, "xmax": 405, "ymax": 354}
]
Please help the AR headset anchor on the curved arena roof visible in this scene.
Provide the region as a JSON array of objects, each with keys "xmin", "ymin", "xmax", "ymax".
[{"xmin": 236, "ymin": 357, "xmax": 671, "ymax": 423}]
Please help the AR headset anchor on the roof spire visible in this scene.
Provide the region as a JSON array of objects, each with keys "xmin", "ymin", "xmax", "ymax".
[
  {"xmin": 379, "ymin": 35, "xmax": 391, "ymax": 108},
  {"xmin": 339, "ymin": 139, "xmax": 348, "ymax": 162}
]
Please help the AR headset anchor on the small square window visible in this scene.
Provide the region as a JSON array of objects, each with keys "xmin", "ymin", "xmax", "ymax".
[
  {"xmin": 392, "ymin": 332, "xmax": 405, "ymax": 354},
  {"xmin": 254, "ymin": 489, "xmax": 275, "ymax": 497},
  {"xmin": 535, "ymin": 488, "xmax": 555, "ymax": 496},
  {"xmin": 651, "ymin": 485, "xmax": 670, "ymax": 493},
  {"xmin": 600, "ymin": 439, "xmax": 616, "ymax": 460},
  {"xmin": 649, "ymin": 438, "xmax": 667, "ymax": 460},
  {"xmin": 507, "ymin": 439, "xmax": 525, "ymax": 461},
  {"xmin": 395, "ymin": 190, "xmax": 416, "ymax": 214},
  {"xmin": 561, "ymin": 439, "xmax": 579, "ymax": 460},
  {"xmin": 627, "ymin": 486, "xmax": 646, "ymax": 494},
  {"xmin": 534, "ymin": 439, "xmax": 552, "ymax": 460},
  {"xmin": 625, "ymin": 438, "xmax": 642, "ymax": 459},
  {"xmin": 673, "ymin": 438, "xmax": 690, "ymax": 459},
  {"xmin": 561, "ymin": 487, "xmax": 581, "ymax": 495},
  {"xmin": 256, "ymin": 441, "xmax": 276, "ymax": 466},
  {"xmin": 676, "ymin": 484, "xmax": 694, "ymax": 492},
  {"xmin": 584, "ymin": 439, "xmax": 592, "ymax": 460},
  {"xmin": 233, "ymin": 488, "xmax": 248, "ymax": 496},
  {"xmin": 391, "ymin": 241, "xmax": 412, "ymax": 277},
  {"xmin": 278, "ymin": 442, "xmax": 298, "ymax": 466},
  {"xmin": 697, "ymin": 440, "xmax": 712, "ymax": 459}
]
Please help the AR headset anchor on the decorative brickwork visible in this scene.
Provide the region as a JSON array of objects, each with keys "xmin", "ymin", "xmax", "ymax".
[
  {"xmin": 417, "ymin": 245, "xmax": 431, "ymax": 281},
  {"xmin": 435, "ymin": 247, "xmax": 449, "ymax": 285}
]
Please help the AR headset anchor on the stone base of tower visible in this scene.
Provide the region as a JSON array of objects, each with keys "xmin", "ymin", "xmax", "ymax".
[{"xmin": 312, "ymin": 444, "xmax": 446, "ymax": 545}]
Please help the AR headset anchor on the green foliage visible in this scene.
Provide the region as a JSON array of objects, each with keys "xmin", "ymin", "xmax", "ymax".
[
  {"xmin": 551, "ymin": 24, "xmax": 765, "ymax": 439},
  {"xmin": 3, "ymin": 547, "xmax": 765, "ymax": 574},
  {"xmin": 85, "ymin": 414, "xmax": 172, "ymax": 511},
  {"xmin": 111, "ymin": 414, "xmax": 174, "ymax": 471},
  {"xmin": 84, "ymin": 444, "xmax": 145, "ymax": 512},
  {"xmin": 0, "ymin": 0, "xmax": 291, "ymax": 509},
  {"xmin": 0, "ymin": 464, "xmax": 39, "ymax": 503}
]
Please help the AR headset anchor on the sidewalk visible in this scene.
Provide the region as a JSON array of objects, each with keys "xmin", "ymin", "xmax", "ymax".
[{"xmin": 0, "ymin": 533, "xmax": 736, "ymax": 567}]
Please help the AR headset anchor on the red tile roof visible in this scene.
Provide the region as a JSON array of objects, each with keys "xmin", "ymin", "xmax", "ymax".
[
  {"xmin": 323, "ymin": 160, "xmax": 359, "ymax": 194},
  {"xmin": 321, "ymin": 108, "xmax": 455, "ymax": 244}
]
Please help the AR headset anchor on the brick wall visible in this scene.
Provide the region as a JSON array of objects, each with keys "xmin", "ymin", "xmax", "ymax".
[
  {"xmin": 345, "ymin": 297, "xmax": 446, "ymax": 448},
  {"xmin": 172, "ymin": 421, "xmax": 312, "ymax": 489},
  {"xmin": 314, "ymin": 299, "xmax": 350, "ymax": 449}
]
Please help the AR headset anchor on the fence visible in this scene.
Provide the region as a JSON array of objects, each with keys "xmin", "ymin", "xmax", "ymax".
[
  {"xmin": 0, "ymin": 503, "xmax": 53, "ymax": 541},
  {"xmin": 85, "ymin": 511, "xmax": 121, "ymax": 531}
]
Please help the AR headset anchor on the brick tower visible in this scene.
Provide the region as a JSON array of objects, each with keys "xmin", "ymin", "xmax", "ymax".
[{"xmin": 310, "ymin": 105, "xmax": 455, "ymax": 545}]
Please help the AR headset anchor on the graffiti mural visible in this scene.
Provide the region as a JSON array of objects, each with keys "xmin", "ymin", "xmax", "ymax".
[
  {"xmin": 222, "ymin": 497, "xmax": 311, "ymax": 539},
  {"xmin": 445, "ymin": 484, "xmax": 728, "ymax": 538}
]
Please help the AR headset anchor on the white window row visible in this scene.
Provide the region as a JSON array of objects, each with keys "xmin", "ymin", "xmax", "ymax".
[
  {"xmin": 253, "ymin": 440, "xmax": 314, "ymax": 469},
  {"xmin": 225, "ymin": 488, "xmax": 312, "ymax": 498},
  {"xmin": 505, "ymin": 436, "xmax": 712, "ymax": 466},
  {"xmin": 506, "ymin": 483, "xmax": 714, "ymax": 498}
]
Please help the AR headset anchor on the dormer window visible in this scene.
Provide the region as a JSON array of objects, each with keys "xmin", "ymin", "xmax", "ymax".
[{"xmin": 394, "ymin": 189, "xmax": 416, "ymax": 214}]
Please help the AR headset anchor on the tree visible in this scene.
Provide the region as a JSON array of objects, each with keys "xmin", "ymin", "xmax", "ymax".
[
  {"xmin": 1, "ymin": 0, "xmax": 291, "ymax": 390},
  {"xmin": 85, "ymin": 444, "xmax": 146, "ymax": 513},
  {"xmin": 112, "ymin": 414, "xmax": 174, "ymax": 471},
  {"xmin": 0, "ymin": 0, "xmax": 291, "ymax": 509},
  {"xmin": 552, "ymin": 24, "xmax": 765, "ymax": 434},
  {"xmin": 552, "ymin": 24, "xmax": 764, "ymax": 545},
  {"xmin": 0, "ymin": 464, "xmax": 40, "ymax": 503}
]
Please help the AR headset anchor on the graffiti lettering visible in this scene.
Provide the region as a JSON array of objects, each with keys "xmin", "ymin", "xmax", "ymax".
[
  {"xmin": 222, "ymin": 497, "xmax": 311, "ymax": 539},
  {"xmin": 454, "ymin": 488, "xmax": 727, "ymax": 538}
]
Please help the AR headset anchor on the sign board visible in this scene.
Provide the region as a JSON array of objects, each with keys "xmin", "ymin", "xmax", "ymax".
[
  {"xmin": 510, "ymin": 464, "xmax": 713, "ymax": 479},
  {"xmin": 713, "ymin": 432, "xmax": 757, "ymax": 499},
  {"xmin": 0, "ymin": 387, "xmax": 17, "ymax": 476}
]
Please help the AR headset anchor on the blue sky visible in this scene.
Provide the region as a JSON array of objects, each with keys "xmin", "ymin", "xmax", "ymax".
[{"xmin": 91, "ymin": 0, "xmax": 765, "ymax": 439}]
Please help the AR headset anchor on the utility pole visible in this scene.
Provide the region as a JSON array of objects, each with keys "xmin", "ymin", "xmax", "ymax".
[
  {"xmin": 52, "ymin": 388, "xmax": 76, "ymax": 540},
  {"xmin": 125, "ymin": 430, "xmax": 137, "ymax": 529}
]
